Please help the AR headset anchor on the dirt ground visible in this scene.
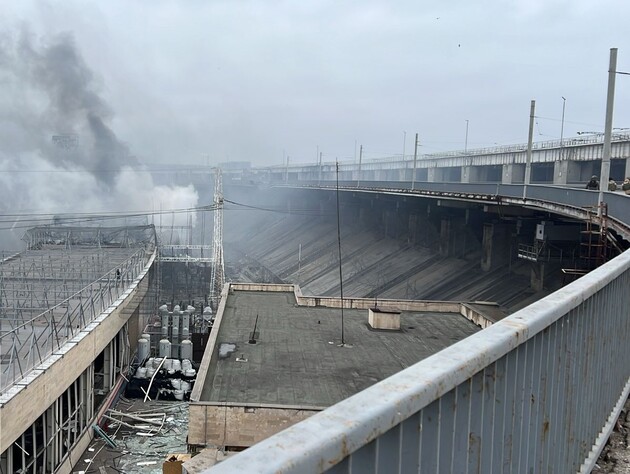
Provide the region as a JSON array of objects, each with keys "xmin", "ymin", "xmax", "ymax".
[{"xmin": 594, "ymin": 396, "xmax": 630, "ymax": 473}]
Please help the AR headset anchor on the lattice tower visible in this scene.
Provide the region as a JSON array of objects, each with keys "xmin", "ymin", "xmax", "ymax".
[{"xmin": 209, "ymin": 168, "xmax": 225, "ymax": 308}]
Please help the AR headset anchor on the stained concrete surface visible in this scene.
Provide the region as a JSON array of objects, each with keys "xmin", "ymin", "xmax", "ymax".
[
  {"xmin": 225, "ymin": 211, "xmax": 548, "ymax": 315},
  {"xmin": 200, "ymin": 290, "xmax": 480, "ymax": 405}
]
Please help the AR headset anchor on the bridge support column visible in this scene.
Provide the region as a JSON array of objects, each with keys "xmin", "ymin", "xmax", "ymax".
[
  {"xmin": 481, "ymin": 223, "xmax": 511, "ymax": 271},
  {"xmin": 502, "ymin": 164, "xmax": 515, "ymax": 184},
  {"xmin": 461, "ymin": 167, "xmax": 471, "ymax": 183},
  {"xmin": 383, "ymin": 204, "xmax": 404, "ymax": 239},
  {"xmin": 530, "ymin": 262, "xmax": 545, "ymax": 291},
  {"xmin": 440, "ymin": 218, "xmax": 451, "ymax": 256},
  {"xmin": 553, "ymin": 161, "xmax": 569, "ymax": 185},
  {"xmin": 439, "ymin": 218, "xmax": 470, "ymax": 257},
  {"xmin": 427, "ymin": 168, "xmax": 438, "ymax": 183},
  {"xmin": 408, "ymin": 213, "xmax": 418, "ymax": 245},
  {"xmin": 625, "ymin": 158, "xmax": 630, "ymax": 179},
  {"xmin": 461, "ymin": 166, "xmax": 480, "ymax": 183}
]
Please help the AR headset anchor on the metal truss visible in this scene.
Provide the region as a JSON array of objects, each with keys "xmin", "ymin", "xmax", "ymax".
[
  {"xmin": 209, "ymin": 169, "xmax": 225, "ymax": 308},
  {"xmin": 158, "ymin": 244, "xmax": 214, "ymax": 263},
  {"xmin": 0, "ymin": 226, "xmax": 156, "ymax": 392}
]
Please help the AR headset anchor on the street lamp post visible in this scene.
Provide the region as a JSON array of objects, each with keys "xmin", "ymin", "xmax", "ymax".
[
  {"xmin": 599, "ymin": 48, "xmax": 618, "ymax": 213},
  {"xmin": 524, "ymin": 100, "xmax": 536, "ymax": 199},
  {"xmin": 465, "ymin": 120, "xmax": 469, "ymax": 152},
  {"xmin": 412, "ymin": 133, "xmax": 419, "ymax": 190},
  {"xmin": 560, "ymin": 97, "xmax": 566, "ymax": 159},
  {"xmin": 560, "ymin": 97, "xmax": 566, "ymax": 144},
  {"xmin": 402, "ymin": 131, "xmax": 406, "ymax": 159}
]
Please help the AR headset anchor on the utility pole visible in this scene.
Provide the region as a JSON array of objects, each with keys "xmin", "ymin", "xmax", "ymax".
[
  {"xmin": 402, "ymin": 131, "xmax": 406, "ymax": 160},
  {"xmin": 318, "ymin": 152, "xmax": 323, "ymax": 186},
  {"xmin": 524, "ymin": 100, "xmax": 536, "ymax": 199},
  {"xmin": 599, "ymin": 48, "xmax": 617, "ymax": 214},
  {"xmin": 465, "ymin": 120, "xmax": 469, "ymax": 153},
  {"xmin": 357, "ymin": 145, "xmax": 363, "ymax": 187},
  {"xmin": 560, "ymin": 97, "xmax": 566, "ymax": 153},
  {"xmin": 412, "ymin": 133, "xmax": 419, "ymax": 190},
  {"xmin": 335, "ymin": 161, "xmax": 345, "ymax": 346}
]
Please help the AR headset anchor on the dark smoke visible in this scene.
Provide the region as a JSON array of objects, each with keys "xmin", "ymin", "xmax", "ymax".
[
  {"xmin": 5, "ymin": 29, "xmax": 135, "ymax": 186},
  {"xmin": 0, "ymin": 29, "xmax": 198, "ymax": 250}
]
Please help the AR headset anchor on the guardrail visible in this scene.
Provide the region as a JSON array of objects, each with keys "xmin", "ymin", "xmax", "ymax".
[
  {"xmin": 254, "ymin": 133, "xmax": 630, "ymax": 168},
  {"xmin": 279, "ymin": 181, "xmax": 629, "ymax": 238},
  {"xmin": 0, "ymin": 247, "xmax": 154, "ymax": 392},
  {"xmin": 209, "ymin": 182, "xmax": 630, "ymax": 473}
]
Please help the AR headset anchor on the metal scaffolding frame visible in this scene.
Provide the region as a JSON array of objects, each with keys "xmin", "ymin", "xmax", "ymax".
[{"xmin": 0, "ymin": 226, "xmax": 156, "ymax": 392}]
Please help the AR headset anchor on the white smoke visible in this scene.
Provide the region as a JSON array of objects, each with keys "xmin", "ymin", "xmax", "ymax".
[{"xmin": 0, "ymin": 29, "xmax": 198, "ymax": 248}]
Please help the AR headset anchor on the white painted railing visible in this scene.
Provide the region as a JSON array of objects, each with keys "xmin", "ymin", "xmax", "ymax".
[{"xmin": 208, "ymin": 183, "xmax": 630, "ymax": 473}]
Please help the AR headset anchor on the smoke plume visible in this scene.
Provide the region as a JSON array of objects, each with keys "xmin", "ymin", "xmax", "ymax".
[{"xmin": 0, "ymin": 29, "xmax": 198, "ymax": 248}]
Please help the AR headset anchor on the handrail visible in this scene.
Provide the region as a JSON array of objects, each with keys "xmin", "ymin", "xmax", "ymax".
[
  {"xmin": 207, "ymin": 182, "xmax": 630, "ymax": 473},
  {"xmin": 253, "ymin": 133, "xmax": 630, "ymax": 169},
  {"xmin": 0, "ymin": 247, "xmax": 155, "ymax": 392}
]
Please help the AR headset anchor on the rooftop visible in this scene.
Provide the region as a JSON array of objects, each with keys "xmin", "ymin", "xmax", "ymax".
[{"xmin": 199, "ymin": 289, "xmax": 481, "ymax": 407}]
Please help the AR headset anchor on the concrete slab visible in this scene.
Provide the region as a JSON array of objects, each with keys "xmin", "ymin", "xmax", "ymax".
[{"xmin": 199, "ymin": 290, "xmax": 481, "ymax": 406}]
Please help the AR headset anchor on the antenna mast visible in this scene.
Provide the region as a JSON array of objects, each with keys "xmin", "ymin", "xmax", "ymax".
[{"xmin": 336, "ymin": 161, "xmax": 346, "ymax": 345}]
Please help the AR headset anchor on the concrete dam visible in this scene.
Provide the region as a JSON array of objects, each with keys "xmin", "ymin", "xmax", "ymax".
[{"xmin": 223, "ymin": 184, "xmax": 604, "ymax": 316}]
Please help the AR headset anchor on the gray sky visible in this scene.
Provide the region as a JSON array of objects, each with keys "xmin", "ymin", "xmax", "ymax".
[{"xmin": 3, "ymin": 0, "xmax": 630, "ymax": 166}]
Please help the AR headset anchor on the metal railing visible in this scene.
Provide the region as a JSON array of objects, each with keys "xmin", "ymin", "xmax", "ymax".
[
  {"xmin": 208, "ymin": 182, "xmax": 630, "ymax": 473},
  {"xmin": 251, "ymin": 133, "xmax": 630, "ymax": 170},
  {"xmin": 0, "ymin": 247, "xmax": 154, "ymax": 392},
  {"xmin": 281, "ymin": 181, "xmax": 630, "ymax": 237}
]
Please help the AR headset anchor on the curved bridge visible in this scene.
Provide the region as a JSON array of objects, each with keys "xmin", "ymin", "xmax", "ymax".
[{"xmin": 209, "ymin": 182, "xmax": 630, "ymax": 473}]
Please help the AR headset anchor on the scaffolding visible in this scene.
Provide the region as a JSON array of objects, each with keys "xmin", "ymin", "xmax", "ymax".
[
  {"xmin": 0, "ymin": 226, "xmax": 157, "ymax": 392},
  {"xmin": 580, "ymin": 204, "xmax": 609, "ymax": 270}
]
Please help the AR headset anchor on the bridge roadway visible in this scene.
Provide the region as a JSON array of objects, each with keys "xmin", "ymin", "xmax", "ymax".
[
  {"xmin": 0, "ymin": 226, "xmax": 156, "ymax": 474},
  {"xmin": 207, "ymin": 182, "xmax": 630, "ymax": 473},
  {"xmin": 216, "ymin": 132, "xmax": 630, "ymax": 187}
]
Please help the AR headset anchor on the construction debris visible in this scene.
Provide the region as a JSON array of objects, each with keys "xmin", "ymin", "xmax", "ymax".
[{"xmin": 79, "ymin": 400, "xmax": 189, "ymax": 473}]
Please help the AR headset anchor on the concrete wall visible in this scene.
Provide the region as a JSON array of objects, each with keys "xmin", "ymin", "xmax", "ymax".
[
  {"xmin": 481, "ymin": 223, "xmax": 512, "ymax": 272},
  {"xmin": 188, "ymin": 403, "xmax": 321, "ymax": 448},
  {"xmin": 368, "ymin": 308, "xmax": 401, "ymax": 330},
  {"xmin": 228, "ymin": 282, "xmax": 464, "ymax": 312},
  {"xmin": 460, "ymin": 303, "xmax": 497, "ymax": 329}
]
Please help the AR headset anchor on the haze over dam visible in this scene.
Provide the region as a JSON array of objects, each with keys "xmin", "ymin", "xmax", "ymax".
[{"xmin": 222, "ymin": 184, "xmax": 573, "ymax": 315}]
